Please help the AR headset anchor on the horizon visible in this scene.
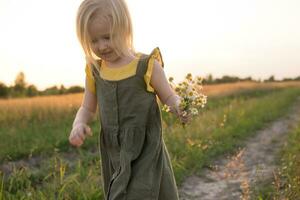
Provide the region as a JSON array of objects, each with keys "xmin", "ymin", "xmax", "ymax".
[
  {"xmin": 1, "ymin": 0, "xmax": 300, "ymax": 90},
  {"xmin": 2, "ymin": 71, "xmax": 299, "ymax": 91},
  {"xmin": 2, "ymin": 69, "xmax": 300, "ymax": 91}
]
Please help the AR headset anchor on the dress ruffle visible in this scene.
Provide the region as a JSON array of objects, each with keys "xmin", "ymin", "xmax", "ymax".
[
  {"xmin": 144, "ymin": 47, "xmax": 164, "ymax": 93},
  {"xmin": 85, "ymin": 63, "xmax": 96, "ymax": 94}
]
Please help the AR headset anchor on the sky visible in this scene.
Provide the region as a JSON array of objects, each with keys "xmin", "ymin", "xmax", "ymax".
[{"xmin": 0, "ymin": 0, "xmax": 299, "ymax": 90}]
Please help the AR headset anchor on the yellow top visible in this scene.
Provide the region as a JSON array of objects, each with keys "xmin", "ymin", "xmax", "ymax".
[{"xmin": 85, "ymin": 47, "xmax": 164, "ymax": 94}]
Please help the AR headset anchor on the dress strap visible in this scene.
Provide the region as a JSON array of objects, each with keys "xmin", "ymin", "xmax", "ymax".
[
  {"xmin": 136, "ymin": 54, "xmax": 151, "ymax": 78},
  {"xmin": 136, "ymin": 47, "xmax": 164, "ymax": 78}
]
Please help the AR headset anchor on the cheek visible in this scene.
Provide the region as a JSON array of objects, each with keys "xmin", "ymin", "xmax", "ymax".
[{"xmin": 90, "ymin": 43, "xmax": 100, "ymax": 53}]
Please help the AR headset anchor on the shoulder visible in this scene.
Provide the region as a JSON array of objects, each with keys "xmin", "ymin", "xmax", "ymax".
[
  {"xmin": 150, "ymin": 47, "xmax": 165, "ymax": 77},
  {"xmin": 152, "ymin": 59, "xmax": 164, "ymax": 77}
]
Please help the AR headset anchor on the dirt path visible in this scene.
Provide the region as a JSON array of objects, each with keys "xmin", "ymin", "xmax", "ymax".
[
  {"xmin": 178, "ymin": 97, "xmax": 300, "ymax": 200},
  {"xmin": 0, "ymin": 146, "xmax": 100, "ymax": 179}
]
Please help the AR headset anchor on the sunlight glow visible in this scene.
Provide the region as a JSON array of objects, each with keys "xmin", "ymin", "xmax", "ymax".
[{"xmin": 0, "ymin": 0, "xmax": 299, "ymax": 90}]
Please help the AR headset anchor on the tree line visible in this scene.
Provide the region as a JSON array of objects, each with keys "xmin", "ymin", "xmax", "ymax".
[
  {"xmin": 0, "ymin": 72, "xmax": 84, "ymax": 98},
  {"xmin": 202, "ymin": 74, "xmax": 300, "ymax": 84},
  {"xmin": 0, "ymin": 72, "xmax": 299, "ymax": 99}
]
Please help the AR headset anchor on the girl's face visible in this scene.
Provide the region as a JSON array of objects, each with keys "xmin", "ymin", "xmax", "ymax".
[{"xmin": 88, "ymin": 16, "xmax": 120, "ymax": 63}]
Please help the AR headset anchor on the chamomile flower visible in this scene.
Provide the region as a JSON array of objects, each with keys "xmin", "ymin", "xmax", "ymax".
[
  {"xmin": 163, "ymin": 73, "xmax": 207, "ymax": 125},
  {"xmin": 190, "ymin": 108, "xmax": 198, "ymax": 115}
]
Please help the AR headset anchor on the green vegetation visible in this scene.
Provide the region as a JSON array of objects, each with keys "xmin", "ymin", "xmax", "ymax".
[
  {"xmin": 164, "ymin": 88, "xmax": 300, "ymax": 183},
  {"xmin": 253, "ymin": 121, "xmax": 300, "ymax": 199},
  {"xmin": 0, "ymin": 72, "xmax": 84, "ymax": 99},
  {"xmin": 0, "ymin": 87, "xmax": 299, "ymax": 199}
]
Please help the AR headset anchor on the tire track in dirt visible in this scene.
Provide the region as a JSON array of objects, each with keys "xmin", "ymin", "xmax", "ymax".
[{"xmin": 179, "ymin": 97, "xmax": 300, "ymax": 200}]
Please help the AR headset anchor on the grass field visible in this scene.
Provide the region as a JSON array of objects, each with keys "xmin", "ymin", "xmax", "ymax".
[
  {"xmin": 252, "ymin": 120, "xmax": 300, "ymax": 199},
  {"xmin": 0, "ymin": 81, "xmax": 300, "ymax": 199}
]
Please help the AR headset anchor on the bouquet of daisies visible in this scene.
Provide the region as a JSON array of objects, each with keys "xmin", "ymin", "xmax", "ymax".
[{"xmin": 162, "ymin": 73, "xmax": 207, "ymax": 125}]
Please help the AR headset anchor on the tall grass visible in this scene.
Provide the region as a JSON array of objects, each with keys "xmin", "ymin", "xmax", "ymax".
[
  {"xmin": 164, "ymin": 88, "xmax": 300, "ymax": 183},
  {"xmin": 253, "ymin": 121, "xmax": 300, "ymax": 199},
  {"xmin": 0, "ymin": 86, "xmax": 291, "ymax": 162},
  {"xmin": 0, "ymin": 152, "xmax": 104, "ymax": 199},
  {"xmin": 278, "ymin": 122, "xmax": 300, "ymax": 199},
  {"xmin": 0, "ymin": 84, "xmax": 299, "ymax": 199},
  {"xmin": 0, "ymin": 93, "xmax": 89, "ymax": 162}
]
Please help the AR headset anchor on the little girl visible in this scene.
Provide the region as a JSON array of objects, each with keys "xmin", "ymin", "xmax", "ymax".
[{"xmin": 69, "ymin": 0, "xmax": 190, "ymax": 199}]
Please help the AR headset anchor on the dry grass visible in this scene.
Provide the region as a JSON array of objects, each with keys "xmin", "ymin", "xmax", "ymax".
[
  {"xmin": 1, "ymin": 81, "xmax": 299, "ymax": 109},
  {"xmin": 0, "ymin": 93, "xmax": 83, "ymax": 113},
  {"xmin": 1, "ymin": 81, "xmax": 299, "ymax": 123},
  {"xmin": 202, "ymin": 81, "xmax": 300, "ymax": 96},
  {"xmin": 0, "ymin": 93, "xmax": 83, "ymax": 109},
  {"xmin": 0, "ymin": 93, "xmax": 83, "ymax": 124},
  {"xmin": 213, "ymin": 148, "xmax": 250, "ymax": 200}
]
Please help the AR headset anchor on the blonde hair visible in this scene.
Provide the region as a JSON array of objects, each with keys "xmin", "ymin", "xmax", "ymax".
[{"xmin": 76, "ymin": 0, "xmax": 134, "ymax": 71}]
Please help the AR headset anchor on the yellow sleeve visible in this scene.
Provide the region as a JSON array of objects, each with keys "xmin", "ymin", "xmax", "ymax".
[
  {"xmin": 144, "ymin": 47, "xmax": 164, "ymax": 93},
  {"xmin": 85, "ymin": 64, "xmax": 96, "ymax": 94}
]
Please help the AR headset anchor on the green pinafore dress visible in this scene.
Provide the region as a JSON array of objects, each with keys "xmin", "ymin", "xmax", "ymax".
[{"xmin": 91, "ymin": 53, "xmax": 179, "ymax": 200}]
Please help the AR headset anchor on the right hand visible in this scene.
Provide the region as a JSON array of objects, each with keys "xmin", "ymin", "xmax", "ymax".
[{"xmin": 69, "ymin": 123, "xmax": 93, "ymax": 147}]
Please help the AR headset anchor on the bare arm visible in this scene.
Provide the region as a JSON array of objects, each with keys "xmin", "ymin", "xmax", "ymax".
[
  {"xmin": 72, "ymin": 78, "xmax": 97, "ymax": 128},
  {"xmin": 69, "ymin": 78, "xmax": 97, "ymax": 147},
  {"xmin": 150, "ymin": 60, "xmax": 180, "ymax": 109}
]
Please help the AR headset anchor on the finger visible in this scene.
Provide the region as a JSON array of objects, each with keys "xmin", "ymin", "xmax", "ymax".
[
  {"xmin": 74, "ymin": 135, "xmax": 83, "ymax": 146},
  {"xmin": 84, "ymin": 125, "xmax": 93, "ymax": 136},
  {"xmin": 73, "ymin": 127, "xmax": 85, "ymax": 140},
  {"xmin": 77, "ymin": 131, "xmax": 86, "ymax": 141},
  {"xmin": 182, "ymin": 119, "xmax": 188, "ymax": 124},
  {"xmin": 179, "ymin": 117, "xmax": 186, "ymax": 124},
  {"xmin": 75, "ymin": 139, "xmax": 83, "ymax": 147},
  {"xmin": 181, "ymin": 116, "xmax": 190, "ymax": 124},
  {"xmin": 70, "ymin": 136, "xmax": 81, "ymax": 147},
  {"xmin": 69, "ymin": 132, "xmax": 77, "ymax": 144}
]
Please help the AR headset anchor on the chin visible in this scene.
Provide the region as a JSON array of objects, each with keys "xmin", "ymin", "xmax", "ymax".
[{"xmin": 102, "ymin": 53, "xmax": 121, "ymax": 63}]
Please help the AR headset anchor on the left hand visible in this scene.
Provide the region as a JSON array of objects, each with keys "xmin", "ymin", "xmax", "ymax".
[
  {"xmin": 169, "ymin": 96, "xmax": 192, "ymax": 125},
  {"xmin": 178, "ymin": 110, "xmax": 192, "ymax": 125}
]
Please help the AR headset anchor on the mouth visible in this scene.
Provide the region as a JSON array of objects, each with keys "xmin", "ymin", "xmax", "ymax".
[{"xmin": 100, "ymin": 51, "xmax": 113, "ymax": 56}]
